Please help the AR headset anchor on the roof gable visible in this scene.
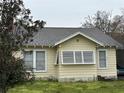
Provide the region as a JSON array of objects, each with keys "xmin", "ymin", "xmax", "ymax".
[{"xmin": 54, "ymin": 31, "xmax": 103, "ymax": 46}]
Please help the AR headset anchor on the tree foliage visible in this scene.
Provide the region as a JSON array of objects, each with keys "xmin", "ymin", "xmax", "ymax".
[
  {"xmin": 0, "ymin": 0, "xmax": 45, "ymax": 93},
  {"xmin": 82, "ymin": 10, "xmax": 124, "ymax": 32}
]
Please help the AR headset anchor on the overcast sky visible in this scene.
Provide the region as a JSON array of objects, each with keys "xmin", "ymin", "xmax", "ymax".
[{"xmin": 24, "ymin": 0, "xmax": 124, "ymax": 27}]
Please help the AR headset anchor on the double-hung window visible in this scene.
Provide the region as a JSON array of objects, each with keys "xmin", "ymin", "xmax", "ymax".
[
  {"xmin": 24, "ymin": 50, "xmax": 46, "ymax": 72},
  {"xmin": 62, "ymin": 51, "xmax": 94, "ymax": 64},
  {"xmin": 98, "ymin": 50, "xmax": 107, "ymax": 69},
  {"xmin": 36, "ymin": 51, "xmax": 45, "ymax": 71},
  {"xmin": 24, "ymin": 51, "xmax": 33, "ymax": 71}
]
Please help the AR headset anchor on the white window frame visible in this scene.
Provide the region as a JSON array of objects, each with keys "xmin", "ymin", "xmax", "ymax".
[
  {"xmin": 61, "ymin": 50, "xmax": 96, "ymax": 65},
  {"xmin": 62, "ymin": 51, "xmax": 74, "ymax": 64},
  {"xmin": 83, "ymin": 50, "xmax": 95, "ymax": 64},
  {"xmin": 75, "ymin": 51, "xmax": 83, "ymax": 64},
  {"xmin": 98, "ymin": 49, "xmax": 107, "ymax": 69},
  {"xmin": 24, "ymin": 49, "xmax": 47, "ymax": 72},
  {"xmin": 54, "ymin": 51, "xmax": 59, "ymax": 65}
]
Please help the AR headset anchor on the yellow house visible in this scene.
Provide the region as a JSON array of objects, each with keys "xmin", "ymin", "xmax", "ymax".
[{"xmin": 23, "ymin": 27, "xmax": 123, "ymax": 81}]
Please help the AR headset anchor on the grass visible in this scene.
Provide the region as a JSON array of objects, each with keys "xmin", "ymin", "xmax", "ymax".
[{"xmin": 8, "ymin": 80, "xmax": 124, "ymax": 93}]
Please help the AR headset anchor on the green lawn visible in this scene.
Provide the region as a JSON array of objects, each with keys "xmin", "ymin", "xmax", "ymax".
[{"xmin": 8, "ymin": 80, "xmax": 124, "ymax": 93}]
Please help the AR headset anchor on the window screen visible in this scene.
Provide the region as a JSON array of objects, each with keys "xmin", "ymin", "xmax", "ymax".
[
  {"xmin": 83, "ymin": 51, "xmax": 94, "ymax": 63},
  {"xmin": 36, "ymin": 51, "xmax": 45, "ymax": 71},
  {"xmin": 24, "ymin": 51, "xmax": 33, "ymax": 70},
  {"xmin": 99, "ymin": 50, "xmax": 106, "ymax": 68},
  {"xmin": 75, "ymin": 51, "xmax": 82, "ymax": 63},
  {"xmin": 63, "ymin": 51, "xmax": 74, "ymax": 63}
]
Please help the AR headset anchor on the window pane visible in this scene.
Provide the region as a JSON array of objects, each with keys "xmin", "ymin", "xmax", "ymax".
[
  {"xmin": 75, "ymin": 51, "xmax": 82, "ymax": 63},
  {"xmin": 36, "ymin": 51, "xmax": 45, "ymax": 71},
  {"xmin": 56, "ymin": 52, "xmax": 59, "ymax": 64},
  {"xmin": 63, "ymin": 51, "xmax": 74, "ymax": 63},
  {"xmin": 83, "ymin": 51, "xmax": 93, "ymax": 63},
  {"xmin": 99, "ymin": 51, "xmax": 106, "ymax": 68},
  {"xmin": 24, "ymin": 51, "xmax": 33, "ymax": 70}
]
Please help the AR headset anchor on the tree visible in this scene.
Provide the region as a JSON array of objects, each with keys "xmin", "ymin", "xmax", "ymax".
[
  {"xmin": 112, "ymin": 13, "xmax": 124, "ymax": 32},
  {"xmin": 0, "ymin": 0, "xmax": 45, "ymax": 93},
  {"xmin": 82, "ymin": 10, "xmax": 123, "ymax": 32}
]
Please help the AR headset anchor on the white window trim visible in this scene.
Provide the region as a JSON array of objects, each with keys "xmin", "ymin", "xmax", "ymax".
[
  {"xmin": 54, "ymin": 51, "xmax": 59, "ymax": 65},
  {"xmin": 81, "ymin": 51, "xmax": 84, "ymax": 64},
  {"xmin": 73, "ymin": 51, "xmax": 76, "ymax": 64},
  {"xmin": 98, "ymin": 49, "xmax": 108, "ymax": 69},
  {"xmin": 61, "ymin": 50, "xmax": 96, "ymax": 65},
  {"xmin": 61, "ymin": 51, "xmax": 74, "ymax": 64},
  {"xmin": 24, "ymin": 49, "xmax": 47, "ymax": 72},
  {"xmin": 83, "ymin": 50, "xmax": 96, "ymax": 64}
]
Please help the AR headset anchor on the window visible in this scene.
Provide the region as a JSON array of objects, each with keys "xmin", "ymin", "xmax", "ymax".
[
  {"xmin": 55, "ymin": 51, "xmax": 59, "ymax": 64},
  {"xmin": 62, "ymin": 51, "xmax": 94, "ymax": 64},
  {"xmin": 24, "ymin": 50, "xmax": 46, "ymax": 72},
  {"xmin": 24, "ymin": 51, "xmax": 33, "ymax": 70},
  {"xmin": 36, "ymin": 51, "xmax": 45, "ymax": 71},
  {"xmin": 98, "ymin": 50, "xmax": 107, "ymax": 68},
  {"xmin": 83, "ymin": 51, "xmax": 93, "ymax": 63},
  {"xmin": 63, "ymin": 51, "xmax": 74, "ymax": 64},
  {"xmin": 75, "ymin": 51, "xmax": 82, "ymax": 63}
]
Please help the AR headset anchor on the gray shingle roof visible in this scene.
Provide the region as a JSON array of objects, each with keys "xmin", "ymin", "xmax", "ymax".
[{"xmin": 25, "ymin": 27, "xmax": 123, "ymax": 49}]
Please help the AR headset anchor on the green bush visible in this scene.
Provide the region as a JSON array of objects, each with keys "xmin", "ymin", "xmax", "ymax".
[{"xmin": 7, "ymin": 59, "xmax": 35, "ymax": 87}]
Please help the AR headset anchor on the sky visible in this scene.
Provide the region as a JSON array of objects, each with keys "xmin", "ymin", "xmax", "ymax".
[{"xmin": 24, "ymin": 0, "xmax": 124, "ymax": 27}]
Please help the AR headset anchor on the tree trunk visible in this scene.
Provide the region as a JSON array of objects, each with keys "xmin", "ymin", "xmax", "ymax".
[
  {"xmin": 0, "ymin": 73, "xmax": 7, "ymax": 93},
  {"xmin": 0, "ymin": 87, "xmax": 6, "ymax": 93}
]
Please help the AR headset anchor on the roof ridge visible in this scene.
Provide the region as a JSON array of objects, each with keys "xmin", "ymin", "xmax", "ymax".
[
  {"xmin": 25, "ymin": 27, "xmax": 123, "ymax": 49},
  {"xmin": 43, "ymin": 27, "xmax": 96, "ymax": 29}
]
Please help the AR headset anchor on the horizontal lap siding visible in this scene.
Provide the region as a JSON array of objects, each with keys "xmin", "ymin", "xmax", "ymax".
[
  {"xmin": 22, "ymin": 35, "xmax": 117, "ymax": 80},
  {"xmin": 24, "ymin": 47, "xmax": 57, "ymax": 78},
  {"xmin": 58, "ymin": 65, "xmax": 97, "ymax": 79},
  {"xmin": 35, "ymin": 48, "xmax": 57, "ymax": 78},
  {"xmin": 57, "ymin": 35, "xmax": 97, "ymax": 79},
  {"xmin": 97, "ymin": 48, "xmax": 117, "ymax": 77}
]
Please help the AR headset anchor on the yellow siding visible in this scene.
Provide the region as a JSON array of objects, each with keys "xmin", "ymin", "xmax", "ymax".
[
  {"xmin": 57, "ymin": 35, "xmax": 98, "ymax": 81},
  {"xmin": 21, "ymin": 35, "xmax": 117, "ymax": 81},
  {"xmin": 24, "ymin": 47, "xmax": 57, "ymax": 78},
  {"xmin": 97, "ymin": 48, "xmax": 117, "ymax": 78}
]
